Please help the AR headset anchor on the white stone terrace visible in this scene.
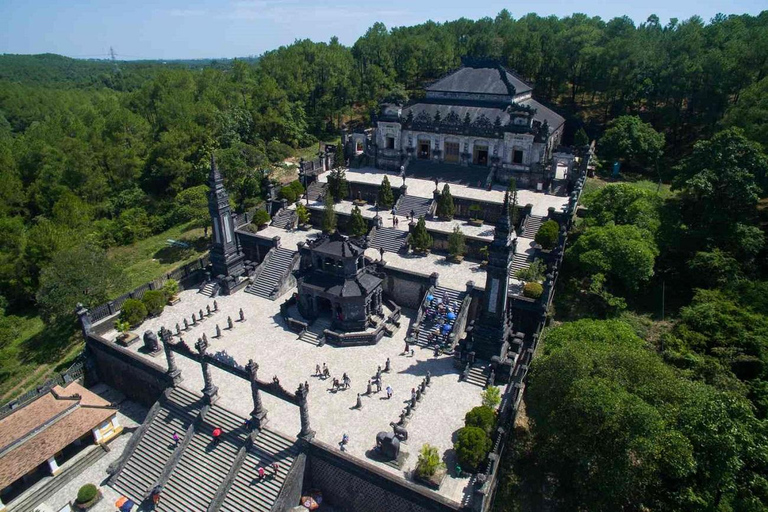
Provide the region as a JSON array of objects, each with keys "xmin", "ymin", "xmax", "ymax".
[
  {"xmin": 318, "ymin": 167, "xmax": 569, "ymax": 217},
  {"xmin": 102, "ymin": 285, "xmax": 498, "ymax": 504}
]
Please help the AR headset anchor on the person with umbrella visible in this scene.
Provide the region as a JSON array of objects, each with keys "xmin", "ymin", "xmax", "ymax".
[{"xmin": 115, "ymin": 497, "xmax": 135, "ymax": 511}]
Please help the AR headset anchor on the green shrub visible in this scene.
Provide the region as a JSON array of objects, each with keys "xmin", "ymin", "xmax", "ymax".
[
  {"xmin": 279, "ymin": 180, "xmax": 305, "ymax": 203},
  {"xmin": 114, "ymin": 319, "xmax": 130, "ymax": 334},
  {"xmin": 409, "ymin": 217, "xmax": 433, "ymax": 252},
  {"xmin": 296, "ymin": 203, "xmax": 311, "ymax": 225},
  {"xmin": 162, "ymin": 279, "xmax": 179, "ymax": 299},
  {"xmin": 120, "ymin": 299, "xmax": 147, "ymax": 327},
  {"xmin": 534, "ymin": 220, "xmax": 560, "ymax": 249},
  {"xmin": 252, "ymin": 209, "xmax": 271, "ymax": 227},
  {"xmin": 436, "ymin": 184, "xmax": 455, "ymax": 219},
  {"xmin": 349, "ymin": 206, "xmax": 368, "ymax": 237},
  {"xmin": 378, "ymin": 175, "xmax": 395, "ymax": 209},
  {"xmin": 481, "ymin": 387, "xmax": 501, "ymax": 409},
  {"xmin": 515, "ymin": 259, "xmax": 546, "ymax": 283},
  {"xmin": 266, "ymin": 140, "xmax": 294, "ymax": 162},
  {"xmin": 454, "ymin": 427, "xmax": 491, "ymax": 472},
  {"xmin": 465, "ymin": 405, "xmax": 496, "ymax": 435},
  {"xmin": 142, "ymin": 290, "xmax": 166, "ymax": 317},
  {"xmin": 76, "ymin": 484, "xmax": 98, "ymax": 504},
  {"xmin": 416, "ymin": 443, "xmax": 444, "ymax": 478},
  {"xmin": 523, "ymin": 282, "xmax": 543, "ymax": 299},
  {"xmin": 448, "ymin": 226, "xmax": 466, "ymax": 259}
]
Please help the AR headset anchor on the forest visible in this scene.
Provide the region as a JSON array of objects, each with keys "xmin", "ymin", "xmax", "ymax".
[{"xmin": 1, "ymin": 10, "xmax": 768, "ymax": 510}]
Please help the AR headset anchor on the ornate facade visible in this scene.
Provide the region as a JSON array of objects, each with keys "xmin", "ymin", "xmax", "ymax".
[{"xmin": 365, "ymin": 61, "xmax": 566, "ymax": 189}]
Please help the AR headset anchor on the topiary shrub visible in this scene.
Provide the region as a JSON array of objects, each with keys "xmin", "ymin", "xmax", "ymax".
[
  {"xmin": 447, "ymin": 226, "xmax": 466, "ymax": 260},
  {"xmin": 162, "ymin": 279, "xmax": 179, "ymax": 300},
  {"xmin": 481, "ymin": 387, "xmax": 501, "ymax": 409},
  {"xmin": 76, "ymin": 483, "xmax": 98, "ymax": 504},
  {"xmin": 120, "ymin": 299, "xmax": 147, "ymax": 327},
  {"xmin": 534, "ymin": 220, "xmax": 560, "ymax": 249},
  {"xmin": 465, "ymin": 405, "xmax": 496, "ymax": 435},
  {"xmin": 279, "ymin": 180, "xmax": 305, "ymax": 203},
  {"xmin": 409, "ymin": 217, "xmax": 433, "ymax": 253},
  {"xmin": 454, "ymin": 426, "xmax": 491, "ymax": 472},
  {"xmin": 296, "ymin": 203, "xmax": 311, "ymax": 225},
  {"xmin": 142, "ymin": 290, "xmax": 166, "ymax": 317},
  {"xmin": 523, "ymin": 282, "xmax": 543, "ymax": 299},
  {"xmin": 252, "ymin": 209, "xmax": 271, "ymax": 228},
  {"xmin": 415, "ymin": 443, "xmax": 443, "ymax": 478}
]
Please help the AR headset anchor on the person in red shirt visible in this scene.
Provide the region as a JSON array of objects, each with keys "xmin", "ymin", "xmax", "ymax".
[{"xmin": 212, "ymin": 427, "xmax": 222, "ymax": 446}]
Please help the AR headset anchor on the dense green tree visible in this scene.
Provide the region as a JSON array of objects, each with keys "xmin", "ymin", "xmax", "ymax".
[
  {"xmin": 409, "ymin": 217, "xmax": 433, "ymax": 253},
  {"xmin": 377, "ymin": 175, "xmax": 394, "ymax": 209},
  {"xmin": 448, "ymin": 226, "xmax": 466, "ymax": 260},
  {"xmin": 598, "ymin": 116, "xmax": 665, "ymax": 174},
  {"xmin": 573, "ymin": 127, "xmax": 590, "ymax": 147},
  {"xmin": 174, "ymin": 185, "xmax": 210, "ymax": 234},
  {"xmin": 36, "ymin": 244, "xmax": 127, "ymax": 324},
  {"xmin": 321, "ymin": 191, "xmax": 337, "ymax": 234},
  {"xmin": 326, "ymin": 168, "xmax": 349, "ymax": 202},
  {"xmin": 436, "ymin": 184, "xmax": 455, "ymax": 219},
  {"xmin": 583, "ymin": 184, "xmax": 662, "ymax": 233},
  {"xmin": 348, "ymin": 206, "xmax": 368, "ymax": 237},
  {"xmin": 722, "ymin": 76, "xmax": 768, "ymax": 148},
  {"xmin": 567, "ymin": 224, "xmax": 658, "ymax": 292}
]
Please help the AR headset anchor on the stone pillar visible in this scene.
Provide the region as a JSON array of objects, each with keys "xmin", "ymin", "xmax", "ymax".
[
  {"xmin": 195, "ymin": 337, "xmax": 219, "ymax": 404},
  {"xmin": 161, "ymin": 329, "xmax": 183, "ymax": 386},
  {"xmin": 47, "ymin": 456, "xmax": 60, "ymax": 475},
  {"xmin": 246, "ymin": 359, "xmax": 267, "ymax": 429},
  {"xmin": 75, "ymin": 303, "xmax": 92, "ymax": 341},
  {"xmin": 296, "ymin": 382, "xmax": 315, "ymax": 440}
]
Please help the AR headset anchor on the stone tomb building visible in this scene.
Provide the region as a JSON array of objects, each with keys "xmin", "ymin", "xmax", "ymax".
[
  {"xmin": 296, "ymin": 232, "xmax": 383, "ymax": 332},
  {"xmin": 365, "ymin": 60, "xmax": 566, "ymax": 189}
]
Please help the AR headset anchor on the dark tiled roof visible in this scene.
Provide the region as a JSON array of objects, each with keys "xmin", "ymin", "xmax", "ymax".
[
  {"xmin": 519, "ymin": 99, "xmax": 565, "ymax": 130},
  {"xmin": 404, "ymin": 103, "xmax": 510, "ymax": 126},
  {"xmin": 312, "ymin": 232, "xmax": 364, "ymax": 259},
  {"xmin": 427, "ymin": 66, "xmax": 532, "ymax": 96}
]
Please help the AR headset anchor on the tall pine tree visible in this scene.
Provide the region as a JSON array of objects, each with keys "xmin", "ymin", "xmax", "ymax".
[
  {"xmin": 378, "ymin": 175, "xmax": 394, "ymax": 209},
  {"xmin": 436, "ymin": 184, "xmax": 455, "ymax": 219},
  {"xmin": 322, "ymin": 190, "xmax": 337, "ymax": 233},
  {"xmin": 349, "ymin": 206, "xmax": 368, "ymax": 237}
]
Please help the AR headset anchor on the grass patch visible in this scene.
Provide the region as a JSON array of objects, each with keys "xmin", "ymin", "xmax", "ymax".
[
  {"xmin": 0, "ymin": 314, "xmax": 83, "ymax": 400},
  {"xmin": 108, "ymin": 222, "xmax": 209, "ymax": 292},
  {"xmin": 582, "ymin": 174, "xmax": 674, "ymax": 201}
]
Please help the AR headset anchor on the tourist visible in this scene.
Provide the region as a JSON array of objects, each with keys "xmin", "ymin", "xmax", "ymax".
[
  {"xmin": 212, "ymin": 427, "xmax": 222, "ymax": 446},
  {"xmin": 339, "ymin": 433, "xmax": 349, "ymax": 451},
  {"xmin": 151, "ymin": 486, "xmax": 162, "ymax": 507},
  {"xmin": 332, "ymin": 377, "xmax": 340, "ymax": 391},
  {"xmin": 315, "ymin": 364, "xmax": 321, "ymax": 376},
  {"xmin": 272, "ymin": 462, "xmax": 280, "ymax": 476},
  {"xmin": 323, "ymin": 363, "xmax": 330, "ymax": 378},
  {"xmin": 376, "ymin": 379, "xmax": 382, "ymax": 393},
  {"xmin": 258, "ymin": 466, "xmax": 265, "ymax": 480},
  {"xmin": 404, "ymin": 340, "xmax": 410, "ymax": 354},
  {"xmin": 172, "ymin": 431, "xmax": 180, "ymax": 446},
  {"xmin": 386, "ymin": 385, "xmax": 393, "ymax": 399},
  {"xmin": 343, "ymin": 373, "xmax": 351, "ymax": 389},
  {"xmin": 356, "ymin": 393, "xmax": 362, "ymax": 409}
]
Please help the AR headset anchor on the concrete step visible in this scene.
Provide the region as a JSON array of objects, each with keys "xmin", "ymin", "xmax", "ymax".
[
  {"xmin": 246, "ymin": 248, "xmax": 297, "ymax": 300},
  {"xmin": 157, "ymin": 404, "xmax": 250, "ymax": 512},
  {"xmin": 522, "ymin": 215, "xmax": 544, "ymax": 239},
  {"xmin": 298, "ymin": 318, "xmax": 331, "ymax": 346},
  {"xmin": 306, "ymin": 181, "xmax": 326, "ymax": 202},
  {"xmin": 219, "ymin": 429, "xmax": 301, "ymax": 512},
  {"xmin": 509, "ymin": 253, "xmax": 532, "ymax": 277},
  {"xmin": 199, "ymin": 282, "xmax": 216, "ymax": 297},
  {"xmin": 395, "ymin": 195, "xmax": 433, "ymax": 219},
  {"xmin": 369, "ymin": 227, "xmax": 407, "ymax": 253},
  {"xmin": 413, "ymin": 287, "xmax": 466, "ymax": 347},
  {"xmin": 110, "ymin": 386, "xmax": 202, "ymax": 503},
  {"xmin": 465, "ymin": 364, "xmax": 489, "ymax": 388},
  {"xmin": 271, "ymin": 210, "xmax": 297, "ymax": 230}
]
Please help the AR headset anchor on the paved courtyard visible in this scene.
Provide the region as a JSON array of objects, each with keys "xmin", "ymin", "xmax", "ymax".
[
  {"xmin": 318, "ymin": 167, "xmax": 570, "ymax": 217},
  {"xmin": 104, "ymin": 286, "xmax": 497, "ymax": 503}
]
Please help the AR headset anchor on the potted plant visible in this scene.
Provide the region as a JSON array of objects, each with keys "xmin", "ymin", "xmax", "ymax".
[
  {"xmin": 414, "ymin": 444, "xmax": 447, "ymax": 489},
  {"xmin": 296, "ymin": 203, "xmax": 311, "ymax": 230},
  {"xmin": 163, "ymin": 278, "xmax": 181, "ymax": 305},
  {"xmin": 114, "ymin": 319, "xmax": 138, "ymax": 347},
  {"xmin": 468, "ymin": 204, "xmax": 483, "ymax": 226},
  {"xmin": 74, "ymin": 483, "xmax": 101, "ymax": 510},
  {"xmin": 448, "ymin": 226, "xmax": 466, "ymax": 263},
  {"xmin": 252, "ymin": 209, "xmax": 271, "ymax": 231},
  {"xmin": 479, "ymin": 246, "xmax": 489, "ymax": 266}
]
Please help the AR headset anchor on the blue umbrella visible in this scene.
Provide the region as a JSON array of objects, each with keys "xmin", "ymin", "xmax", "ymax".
[
  {"xmin": 119, "ymin": 499, "xmax": 136, "ymax": 512},
  {"xmin": 447, "ymin": 312, "xmax": 456, "ymax": 320},
  {"xmin": 442, "ymin": 324, "xmax": 452, "ymax": 333},
  {"xmin": 426, "ymin": 294, "xmax": 434, "ymax": 302}
]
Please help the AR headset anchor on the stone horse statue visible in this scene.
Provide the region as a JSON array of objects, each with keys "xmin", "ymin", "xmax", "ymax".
[{"xmin": 389, "ymin": 421, "xmax": 408, "ymax": 441}]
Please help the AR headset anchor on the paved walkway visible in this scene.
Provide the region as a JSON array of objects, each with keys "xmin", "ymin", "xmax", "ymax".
[
  {"xmin": 102, "ymin": 287, "xmax": 496, "ymax": 504},
  {"xmin": 318, "ymin": 167, "xmax": 569, "ymax": 216}
]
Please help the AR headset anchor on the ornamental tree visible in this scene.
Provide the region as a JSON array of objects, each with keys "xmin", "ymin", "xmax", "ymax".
[
  {"xmin": 378, "ymin": 175, "xmax": 394, "ymax": 209},
  {"xmin": 322, "ymin": 191, "xmax": 337, "ymax": 234},
  {"xmin": 349, "ymin": 206, "xmax": 368, "ymax": 237},
  {"xmin": 409, "ymin": 216, "xmax": 433, "ymax": 253},
  {"xmin": 436, "ymin": 184, "xmax": 455, "ymax": 219},
  {"xmin": 598, "ymin": 115, "xmax": 665, "ymax": 174}
]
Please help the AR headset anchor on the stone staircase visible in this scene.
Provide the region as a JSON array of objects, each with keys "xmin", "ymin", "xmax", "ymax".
[
  {"xmin": 369, "ymin": 227, "xmax": 407, "ymax": 253},
  {"xmin": 465, "ymin": 362, "xmax": 490, "ymax": 388},
  {"xmin": 413, "ymin": 286, "xmax": 466, "ymax": 347},
  {"xmin": 219, "ymin": 429, "xmax": 301, "ymax": 512},
  {"xmin": 509, "ymin": 252, "xmax": 532, "ymax": 278},
  {"xmin": 299, "ymin": 317, "xmax": 331, "ymax": 346},
  {"xmin": 394, "ymin": 195, "xmax": 433, "ymax": 219},
  {"xmin": 111, "ymin": 386, "xmax": 202, "ymax": 502},
  {"xmin": 157, "ymin": 404, "xmax": 249, "ymax": 512},
  {"xmin": 199, "ymin": 282, "xmax": 218, "ymax": 297},
  {"xmin": 306, "ymin": 181, "xmax": 326, "ymax": 202},
  {"xmin": 246, "ymin": 248, "xmax": 296, "ymax": 300},
  {"xmin": 271, "ymin": 209, "xmax": 297, "ymax": 230},
  {"xmin": 522, "ymin": 214, "xmax": 544, "ymax": 239}
]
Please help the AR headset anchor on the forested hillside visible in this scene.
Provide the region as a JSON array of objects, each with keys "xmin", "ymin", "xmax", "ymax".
[{"xmin": 1, "ymin": 12, "xmax": 768, "ymax": 509}]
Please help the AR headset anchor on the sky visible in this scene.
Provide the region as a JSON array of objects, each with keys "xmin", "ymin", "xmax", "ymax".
[{"xmin": 0, "ymin": 0, "xmax": 765, "ymax": 60}]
